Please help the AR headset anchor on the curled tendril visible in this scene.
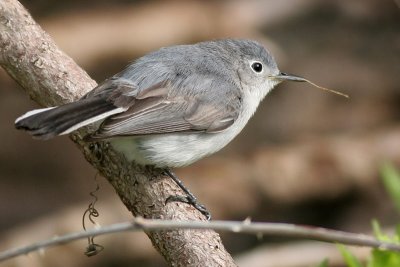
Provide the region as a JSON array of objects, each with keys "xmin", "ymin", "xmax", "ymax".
[{"xmin": 82, "ymin": 173, "xmax": 104, "ymax": 256}]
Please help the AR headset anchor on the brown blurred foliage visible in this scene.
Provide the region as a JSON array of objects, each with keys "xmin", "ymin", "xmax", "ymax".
[{"xmin": 0, "ymin": 0, "xmax": 399, "ymax": 266}]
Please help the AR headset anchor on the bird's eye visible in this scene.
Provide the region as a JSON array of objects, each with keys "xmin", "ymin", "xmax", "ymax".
[{"xmin": 251, "ymin": 62, "xmax": 263, "ymax": 73}]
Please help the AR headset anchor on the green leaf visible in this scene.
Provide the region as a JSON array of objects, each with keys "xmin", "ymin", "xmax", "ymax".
[
  {"xmin": 395, "ymin": 224, "xmax": 400, "ymax": 240},
  {"xmin": 380, "ymin": 162, "xmax": 400, "ymax": 213},
  {"xmin": 316, "ymin": 258, "xmax": 329, "ymax": 267},
  {"xmin": 338, "ymin": 244, "xmax": 364, "ymax": 267},
  {"xmin": 371, "ymin": 220, "xmax": 400, "ymax": 244},
  {"xmin": 369, "ymin": 249, "xmax": 400, "ymax": 267},
  {"xmin": 372, "ymin": 220, "xmax": 385, "ymax": 240}
]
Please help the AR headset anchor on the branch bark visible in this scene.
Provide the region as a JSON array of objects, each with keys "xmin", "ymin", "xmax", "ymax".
[{"xmin": 0, "ymin": 0, "xmax": 236, "ymax": 266}]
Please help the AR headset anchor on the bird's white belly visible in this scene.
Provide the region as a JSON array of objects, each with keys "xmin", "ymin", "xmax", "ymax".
[
  {"xmin": 110, "ymin": 100, "xmax": 254, "ymax": 168},
  {"xmin": 110, "ymin": 127, "xmax": 239, "ymax": 168}
]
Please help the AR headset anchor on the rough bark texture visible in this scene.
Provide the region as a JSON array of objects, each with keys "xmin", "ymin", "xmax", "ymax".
[{"xmin": 0, "ymin": 0, "xmax": 236, "ymax": 266}]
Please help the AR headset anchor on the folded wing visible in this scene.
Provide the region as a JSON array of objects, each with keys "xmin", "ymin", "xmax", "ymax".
[{"xmin": 89, "ymin": 79, "xmax": 242, "ymax": 139}]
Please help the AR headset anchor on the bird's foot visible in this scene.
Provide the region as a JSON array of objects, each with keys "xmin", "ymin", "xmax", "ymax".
[
  {"xmin": 163, "ymin": 169, "xmax": 211, "ymax": 220},
  {"xmin": 166, "ymin": 194, "xmax": 211, "ymax": 220}
]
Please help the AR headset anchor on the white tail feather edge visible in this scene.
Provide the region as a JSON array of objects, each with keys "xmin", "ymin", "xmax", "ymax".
[
  {"xmin": 59, "ymin": 107, "xmax": 126, "ymax": 135},
  {"xmin": 15, "ymin": 107, "xmax": 56, "ymax": 124}
]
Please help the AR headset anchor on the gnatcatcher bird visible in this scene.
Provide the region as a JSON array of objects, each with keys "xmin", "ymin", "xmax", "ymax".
[{"xmin": 15, "ymin": 39, "xmax": 307, "ymax": 218}]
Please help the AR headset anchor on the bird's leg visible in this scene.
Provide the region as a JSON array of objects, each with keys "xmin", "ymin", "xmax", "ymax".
[{"xmin": 163, "ymin": 169, "xmax": 211, "ymax": 220}]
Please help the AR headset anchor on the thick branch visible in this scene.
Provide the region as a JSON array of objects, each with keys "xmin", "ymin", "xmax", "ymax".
[{"xmin": 0, "ymin": 0, "xmax": 236, "ymax": 266}]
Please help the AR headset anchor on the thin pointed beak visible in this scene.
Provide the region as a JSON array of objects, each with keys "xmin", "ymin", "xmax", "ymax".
[{"xmin": 272, "ymin": 72, "xmax": 307, "ymax": 82}]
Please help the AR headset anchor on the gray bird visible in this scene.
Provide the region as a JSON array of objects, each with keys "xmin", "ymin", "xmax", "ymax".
[{"xmin": 15, "ymin": 39, "xmax": 306, "ymax": 218}]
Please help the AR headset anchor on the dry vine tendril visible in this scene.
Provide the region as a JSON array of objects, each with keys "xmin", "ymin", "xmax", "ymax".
[{"xmin": 82, "ymin": 173, "xmax": 104, "ymax": 256}]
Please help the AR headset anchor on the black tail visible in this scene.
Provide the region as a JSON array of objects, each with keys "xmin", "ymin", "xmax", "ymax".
[{"xmin": 15, "ymin": 97, "xmax": 120, "ymax": 140}]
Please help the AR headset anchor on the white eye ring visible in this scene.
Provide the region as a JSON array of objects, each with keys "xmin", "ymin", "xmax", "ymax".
[{"xmin": 250, "ymin": 61, "xmax": 263, "ymax": 74}]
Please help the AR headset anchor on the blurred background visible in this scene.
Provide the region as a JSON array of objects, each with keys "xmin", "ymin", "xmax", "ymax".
[{"xmin": 0, "ymin": 0, "xmax": 399, "ymax": 266}]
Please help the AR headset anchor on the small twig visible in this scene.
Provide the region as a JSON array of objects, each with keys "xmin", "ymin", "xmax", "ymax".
[{"xmin": 1, "ymin": 218, "xmax": 399, "ymax": 262}]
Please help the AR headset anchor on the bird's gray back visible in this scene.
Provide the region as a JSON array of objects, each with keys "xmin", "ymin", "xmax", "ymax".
[{"xmin": 116, "ymin": 39, "xmax": 272, "ymax": 98}]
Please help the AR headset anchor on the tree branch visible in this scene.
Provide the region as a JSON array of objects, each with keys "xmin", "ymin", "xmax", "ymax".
[
  {"xmin": 1, "ymin": 218, "xmax": 399, "ymax": 262},
  {"xmin": 0, "ymin": 0, "xmax": 236, "ymax": 266}
]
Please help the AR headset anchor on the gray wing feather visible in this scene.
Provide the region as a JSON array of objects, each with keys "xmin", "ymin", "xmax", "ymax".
[{"xmin": 89, "ymin": 79, "xmax": 242, "ymax": 139}]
